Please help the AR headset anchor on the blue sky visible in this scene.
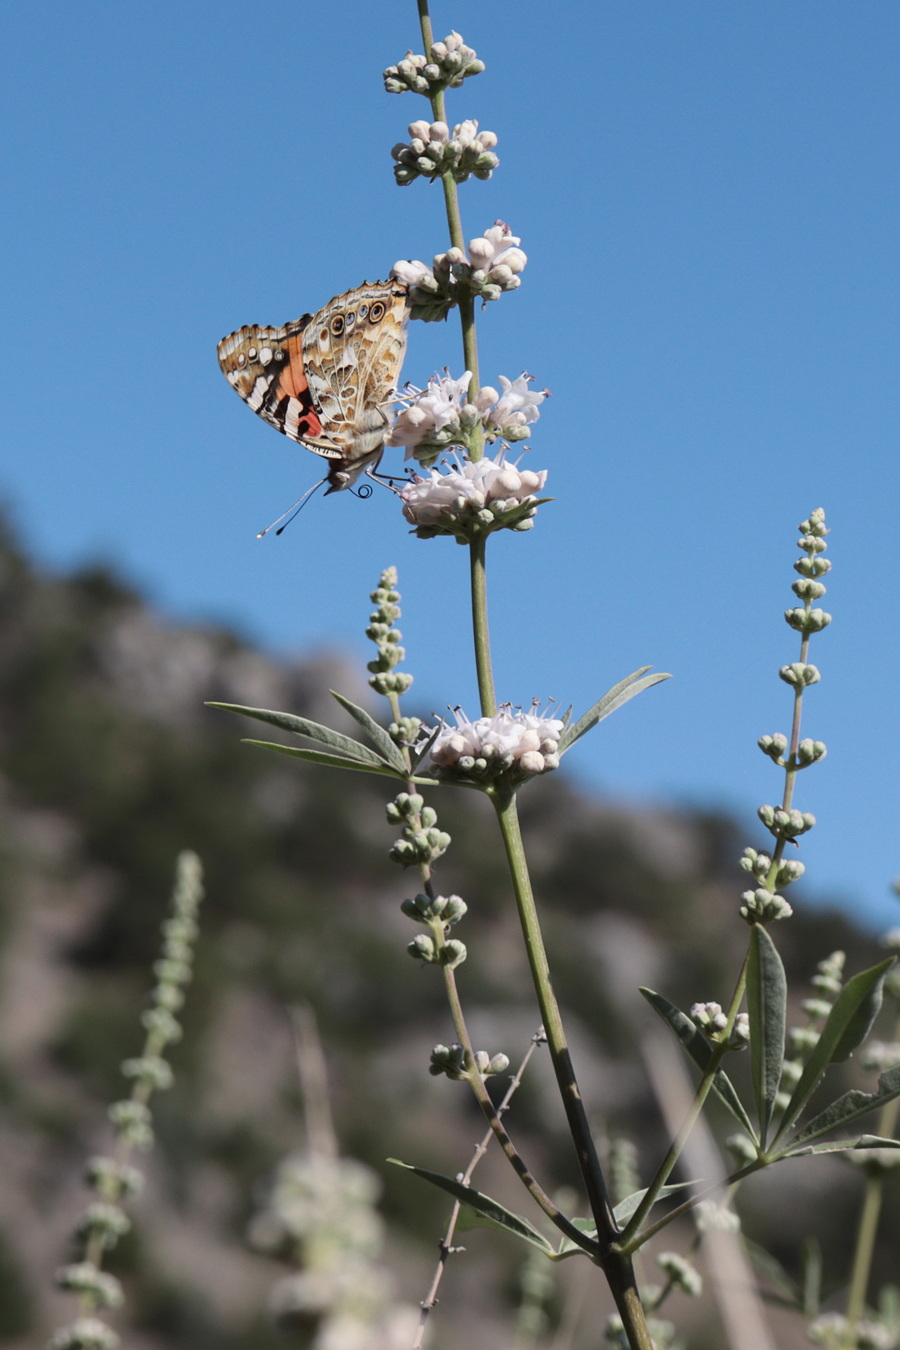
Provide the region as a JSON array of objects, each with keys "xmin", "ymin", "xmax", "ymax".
[{"xmin": 4, "ymin": 2, "xmax": 899, "ymax": 929}]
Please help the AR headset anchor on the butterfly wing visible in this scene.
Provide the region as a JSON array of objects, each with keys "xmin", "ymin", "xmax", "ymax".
[
  {"xmin": 217, "ymin": 280, "xmax": 409, "ymax": 492},
  {"xmin": 217, "ymin": 317, "xmax": 341, "ymax": 455},
  {"xmin": 301, "ymin": 282, "xmax": 409, "ymax": 479}
]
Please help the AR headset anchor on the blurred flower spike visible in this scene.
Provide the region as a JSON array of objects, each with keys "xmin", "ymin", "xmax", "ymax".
[
  {"xmin": 421, "ymin": 703, "xmax": 564, "ymax": 786},
  {"xmin": 392, "ymin": 221, "xmax": 527, "ymax": 320},
  {"xmin": 400, "ymin": 448, "xmax": 549, "ymax": 541}
]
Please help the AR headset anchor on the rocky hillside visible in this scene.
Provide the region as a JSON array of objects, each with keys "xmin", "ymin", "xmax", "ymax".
[{"xmin": 0, "ymin": 517, "xmax": 888, "ymax": 1350}]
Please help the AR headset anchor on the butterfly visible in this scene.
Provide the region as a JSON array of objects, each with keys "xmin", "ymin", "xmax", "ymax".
[{"xmin": 217, "ymin": 280, "xmax": 409, "ymax": 496}]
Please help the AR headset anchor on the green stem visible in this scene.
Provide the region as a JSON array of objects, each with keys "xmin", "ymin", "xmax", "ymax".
[
  {"xmin": 845, "ymin": 1174, "xmax": 882, "ymax": 1328},
  {"xmin": 845, "ymin": 1021, "xmax": 900, "ymax": 1328},
  {"xmin": 620, "ymin": 1041, "xmax": 730, "ymax": 1251},
  {"xmin": 470, "ymin": 536, "xmax": 496, "ymax": 715},
  {"xmin": 493, "ymin": 791, "xmax": 652, "ymax": 1349},
  {"xmin": 441, "ymin": 959, "xmax": 593, "ymax": 1252}
]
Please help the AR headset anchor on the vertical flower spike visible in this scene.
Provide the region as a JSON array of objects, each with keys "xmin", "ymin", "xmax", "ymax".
[
  {"xmin": 740, "ymin": 510, "xmax": 831, "ymax": 926},
  {"xmin": 366, "ymin": 567, "xmax": 414, "ymax": 700},
  {"xmin": 50, "ymin": 854, "xmax": 204, "ymax": 1350}
]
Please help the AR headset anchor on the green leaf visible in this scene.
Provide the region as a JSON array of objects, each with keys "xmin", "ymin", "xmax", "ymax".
[
  {"xmin": 329, "ymin": 690, "xmax": 408, "ymax": 774},
  {"xmin": 773, "ymin": 959, "xmax": 895, "ymax": 1143},
  {"xmin": 557, "ymin": 669, "xmax": 670, "ymax": 754},
  {"xmin": 747, "ymin": 926, "xmax": 787, "ymax": 1145},
  {"xmin": 781, "ymin": 1065, "xmax": 900, "ymax": 1150},
  {"xmin": 410, "ymin": 722, "xmax": 441, "ymax": 773},
  {"xmin": 640, "ymin": 988, "xmax": 758, "ymax": 1142},
  {"xmin": 242, "ymin": 740, "xmax": 404, "ymax": 778},
  {"xmin": 388, "ymin": 1160, "xmax": 556, "ymax": 1257},
  {"xmin": 554, "ymin": 1217, "xmax": 599, "ymax": 1258},
  {"xmin": 208, "ymin": 701, "xmax": 392, "ymax": 769},
  {"xmin": 742, "ymin": 1237, "xmax": 803, "ymax": 1309},
  {"xmin": 613, "ymin": 1181, "xmax": 695, "ymax": 1226}
]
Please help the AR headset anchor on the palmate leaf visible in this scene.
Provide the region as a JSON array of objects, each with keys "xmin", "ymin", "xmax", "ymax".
[
  {"xmin": 388, "ymin": 1160, "xmax": 558, "ymax": 1257},
  {"xmin": 329, "ymin": 690, "xmax": 408, "ymax": 774},
  {"xmin": 640, "ymin": 988, "xmax": 758, "ymax": 1142},
  {"xmin": 747, "ymin": 926, "xmax": 787, "ymax": 1146},
  {"xmin": 772, "ymin": 958, "xmax": 895, "ymax": 1145},
  {"xmin": 207, "ymin": 701, "xmax": 394, "ymax": 770},
  {"xmin": 557, "ymin": 668, "xmax": 670, "ymax": 754}
]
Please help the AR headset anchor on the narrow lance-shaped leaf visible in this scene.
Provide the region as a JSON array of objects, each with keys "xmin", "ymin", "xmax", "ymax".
[
  {"xmin": 783, "ymin": 1135, "xmax": 900, "ymax": 1158},
  {"xmin": 781, "ymin": 1064, "xmax": 900, "ymax": 1151},
  {"xmin": 207, "ymin": 701, "xmax": 392, "ymax": 769},
  {"xmin": 329, "ymin": 690, "xmax": 408, "ymax": 773},
  {"xmin": 640, "ymin": 988, "xmax": 758, "ymax": 1143},
  {"xmin": 557, "ymin": 668, "xmax": 670, "ymax": 754},
  {"xmin": 388, "ymin": 1160, "xmax": 557, "ymax": 1257},
  {"xmin": 613, "ymin": 1181, "xmax": 696, "ymax": 1227},
  {"xmin": 747, "ymin": 925, "xmax": 787, "ymax": 1146},
  {"xmin": 772, "ymin": 959, "xmax": 895, "ymax": 1145},
  {"xmin": 242, "ymin": 740, "xmax": 407, "ymax": 779}
]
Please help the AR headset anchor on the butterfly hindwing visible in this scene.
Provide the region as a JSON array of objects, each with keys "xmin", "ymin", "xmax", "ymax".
[{"xmin": 217, "ymin": 281, "xmax": 409, "ymax": 490}]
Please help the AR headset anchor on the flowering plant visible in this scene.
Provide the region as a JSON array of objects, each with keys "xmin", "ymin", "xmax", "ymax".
[{"xmin": 206, "ymin": 6, "xmax": 900, "ymax": 1349}]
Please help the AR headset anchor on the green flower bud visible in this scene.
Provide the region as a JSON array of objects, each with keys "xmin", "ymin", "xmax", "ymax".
[
  {"xmin": 50, "ymin": 1319, "xmax": 120, "ymax": 1350},
  {"xmin": 408, "ymin": 934, "xmax": 438, "ymax": 962},
  {"xmin": 440, "ymin": 938, "xmax": 467, "ymax": 968},
  {"xmin": 108, "ymin": 1100, "xmax": 154, "ymax": 1149},
  {"xmin": 76, "ymin": 1203, "xmax": 131, "ymax": 1249},
  {"xmin": 140, "ymin": 1008, "xmax": 181, "ymax": 1044},
  {"xmin": 774, "ymin": 858, "xmax": 805, "ymax": 886},
  {"xmin": 758, "ymin": 733, "xmax": 788, "ymax": 761},
  {"xmin": 801, "ymin": 998, "xmax": 833, "ymax": 1020},
  {"xmin": 796, "ymin": 738, "xmax": 827, "ymax": 766},
  {"xmin": 120, "ymin": 1056, "xmax": 174, "ymax": 1091},
  {"xmin": 778, "ymin": 662, "xmax": 821, "ymax": 687},
  {"xmin": 740, "ymin": 887, "xmax": 793, "ymax": 923},
  {"xmin": 55, "ymin": 1265, "xmax": 123, "ymax": 1308},
  {"xmin": 790, "ymin": 1026, "xmax": 820, "ymax": 1052},
  {"xmin": 791, "ymin": 578, "xmax": 828, "ymax": 601},
  {"xmin": 85, "ymin": 1157, "xmax": 144, "ymax": 1199},
  {"xmin": 784, "ymin": 606, "xmax": 832, "ymax": 633}
]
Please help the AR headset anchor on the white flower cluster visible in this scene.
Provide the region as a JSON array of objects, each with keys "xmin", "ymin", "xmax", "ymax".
[
  {"xmin": 387, "ymin": 369, "xmax": 547, "ymax": 461},
  {"xmin": 387, "ymin": 370, "xmax": 474, "ymax": 457},
  {"xmin": 384, "ymin": 32, "xmax": 485, "ymax": 96},
  {"xmin": 478, "ymin": 373, "xmax": 549, "ymax": 442},
  {"xmin": 424, "ymin": 704, "xmax": 564, "ymax": 782},
  {"xmin": 392, "ymin": 221, "xmax": 527, "ymax": 319},
  {"xmin": 391, "ymin": 119, "xmax": 498, "ymax": 186},
  {"xmin": 400, "ymin": 449, "xmax": 548, "ymax": 540}
]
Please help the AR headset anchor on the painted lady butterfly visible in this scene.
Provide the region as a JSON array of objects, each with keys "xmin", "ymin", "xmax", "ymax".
[{"xmin": 217, "ymin": 280, "xmax": 408, "ymax": 495}]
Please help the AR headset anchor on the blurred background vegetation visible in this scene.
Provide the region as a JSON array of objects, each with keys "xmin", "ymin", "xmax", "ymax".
[{"xmin": 0, "ymin": 512, "xmax": 894, "ymax": 1350}]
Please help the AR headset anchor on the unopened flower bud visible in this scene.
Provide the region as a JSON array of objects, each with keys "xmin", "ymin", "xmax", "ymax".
[{"xmin": 779, "ymin": 662, "xmax": 821, "ymax": 687}]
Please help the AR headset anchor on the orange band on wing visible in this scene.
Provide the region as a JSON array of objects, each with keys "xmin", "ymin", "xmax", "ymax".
[{"xmin": 277, "ymin": 334, "xmax": 323, "ymax": 439}]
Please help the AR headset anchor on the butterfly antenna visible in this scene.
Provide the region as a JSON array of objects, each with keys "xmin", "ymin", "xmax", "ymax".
[{"xmin": 256, "ymin": 478, "xmax": 326, "ymax": 538}]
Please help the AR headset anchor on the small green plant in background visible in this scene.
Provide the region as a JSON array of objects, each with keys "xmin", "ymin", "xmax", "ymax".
[{"xmin": 206, "ymin": 5, "xmax": 900, "ymax": 1348}]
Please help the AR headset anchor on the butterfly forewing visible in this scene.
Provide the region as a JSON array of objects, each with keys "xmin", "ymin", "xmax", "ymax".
[{"xmin": 217, "ymin": 280, "xmax": 409, "ymax": 490}]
